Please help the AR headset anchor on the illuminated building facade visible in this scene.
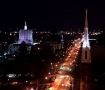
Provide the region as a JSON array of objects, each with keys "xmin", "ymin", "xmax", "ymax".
[
  {"xmin": 15, "ymin": 21, "xmax": 33, "ymax": 44},
  {"xmin": 8, "ymin": 22, "xmax": 39, "ymax": 54},
  {"xmin": 80, "ymin": 9, "xmax": 91, "ymax": 90}
]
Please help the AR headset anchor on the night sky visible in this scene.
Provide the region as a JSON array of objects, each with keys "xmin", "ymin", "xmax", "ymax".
[{"xmin": 0, "ymin": 0, "xmax": 105, "ymax": 30}]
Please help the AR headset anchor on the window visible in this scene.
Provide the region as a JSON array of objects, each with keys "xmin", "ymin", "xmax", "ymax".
[{"xmin": 85, "ymin": 51, "xmax": 87, "ymax": 59}]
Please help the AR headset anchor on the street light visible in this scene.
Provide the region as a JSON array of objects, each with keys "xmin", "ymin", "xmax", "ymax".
[
  {"xmin": 55, "ymin": 65, "xmax": 58, "ymax": 67},
  {"xmin": 45, "ymin": 77, "xmax": 48, "ymax": 80},
  {"xmin": 30, "ymin": 88, "xmax": 34, "ymax": 90}
]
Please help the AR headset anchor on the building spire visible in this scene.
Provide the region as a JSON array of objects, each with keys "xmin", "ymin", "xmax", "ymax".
[
  {"xmin": 25, "ymin": 21, "xmax": 27, "ymax": 26},
  {"xmin": 85, "ymin": 8, "xmax": 88, "ymax": 28},
  {"xmin": 83, "ymin": 8, "xmax": 90, "ymax": 49},
  {"xmin": 24, "ymin": 21, "xmax": 27, "ymax": 30}
]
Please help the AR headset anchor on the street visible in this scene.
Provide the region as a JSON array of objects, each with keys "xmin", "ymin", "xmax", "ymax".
[{"xmin": 48, "ymin": 38, "xmax": 82, "ymax": 90}]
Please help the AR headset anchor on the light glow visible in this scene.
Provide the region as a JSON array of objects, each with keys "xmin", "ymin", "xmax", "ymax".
[{"xmin": 24, "ymin": 26, "xmax": 27, "ymax": 30}]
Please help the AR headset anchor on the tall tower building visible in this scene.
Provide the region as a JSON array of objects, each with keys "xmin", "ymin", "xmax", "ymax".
[
  {"xmin": 8, "ymin": 22, "xmax": 35, "ymax": 54},
  {"xmin": 80, "ymin": 9, "xmax": 91, "ymax": 90},
  {"xmin": 81, "ymin": 9, "xmax": 91, "ymax": 63},
  {"xmin": 18, "ymin": 21, "xmax": 33, "ymax": 44}
]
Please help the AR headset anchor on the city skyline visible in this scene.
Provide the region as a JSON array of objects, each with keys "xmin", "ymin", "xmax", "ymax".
[{"xmin": 0, "ymin": 1, "xmax": 105, "ymax": 89}]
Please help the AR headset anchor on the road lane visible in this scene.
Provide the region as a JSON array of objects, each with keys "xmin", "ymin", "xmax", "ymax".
[{"xmin": 49, "ymin": 38, "xmax": 82, "ymax": 90}]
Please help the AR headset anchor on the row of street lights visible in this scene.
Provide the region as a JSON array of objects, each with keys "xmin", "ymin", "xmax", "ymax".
[
  {"xmin": 45, "ymin": 62, "xmax": 59, "ymax": 80},
  {"xmin": 44, "ymin": 38, "xmax": 81, "ymax": 89}
]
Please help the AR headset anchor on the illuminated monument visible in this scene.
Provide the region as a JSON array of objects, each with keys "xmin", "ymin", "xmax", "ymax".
[
  {"xmin": 15, "ymin": 21, "xmax": 33, "ymax": 44},
  {"xmin": 80, "ymin": 9, "xmax": 91, "ymax": 90},
  {"xmin": 8, "ymin": 22, "xmax": 39, "ymax": 54}
]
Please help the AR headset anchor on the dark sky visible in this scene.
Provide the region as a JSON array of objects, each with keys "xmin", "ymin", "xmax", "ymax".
[{"xmin": 0, "ymin": 0, "xmax": 105, "ymax": 30}]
